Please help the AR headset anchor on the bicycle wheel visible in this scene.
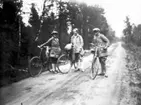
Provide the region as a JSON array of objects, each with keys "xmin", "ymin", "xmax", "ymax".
[
  {"xmin": 29, "ymin": 56, "xmax": 43, "ymax": 77},
  {"xmin": 57, "ymin": 54, "xmax": 71, "ymax": 74},
  {"xmin": 91, "ymin": 57, "xmax": 99, "ymax": 80}
]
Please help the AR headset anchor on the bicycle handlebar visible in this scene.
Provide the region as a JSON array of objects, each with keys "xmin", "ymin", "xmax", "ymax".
[
  {"xmin": 89, "ymin": 43, "xmax": 108, "ymax": 50},
  {"xmin": 90, "ymin": 43, "xmax": 107, "ymax": 55}
]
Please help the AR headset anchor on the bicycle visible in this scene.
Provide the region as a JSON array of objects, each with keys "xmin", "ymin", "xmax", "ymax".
[
  {"xmin": 28, "ymin": 46, "xmax": 54, "ymax": 77},
  {"xmin": 57, "ymin": 47, "xmax": 80, "ymax": 74},
  {"xmin": 90, "ymin": 43, "xmax": 106, "ymax": 80}
]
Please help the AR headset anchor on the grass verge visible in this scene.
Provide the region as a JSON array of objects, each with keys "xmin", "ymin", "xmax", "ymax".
[{"xmin": 122, "ymin": 42, "xmax": 141, "ymax": 105}]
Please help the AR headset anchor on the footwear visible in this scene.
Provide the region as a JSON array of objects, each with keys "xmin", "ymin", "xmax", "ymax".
[
  {"xmin": 55, "ymin": 70, "xmax": 59, "ymax": 73},
  {"xmin": 50, "ymin": 69, "xmax": 54, "ymax": 72},
  {"xmin": 79, "ymin": 68, "xmax": 84, "ymax": 72},
  {"xmin": 53, "ymin": 71, "xmax": 58, "ymax": 74},
  {"xmin": 51, "ymin": 70, "xmax": 57, "ymax": 73},
  {"xmin": 98, "ymin": 72, "xmax": 105, "ymax": 76},
  {"xmin": 75, "ymin": 68, "xmax": 80, "ymax": 72},
  {"xmin": 104, "ymin": 74, "xmax": 108, "ymax": 78}
]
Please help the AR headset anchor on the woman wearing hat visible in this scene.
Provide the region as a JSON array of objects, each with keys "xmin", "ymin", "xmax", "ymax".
[{"xmin": 39, "ymin": 31, "xmax": 61, "ymax": 73}]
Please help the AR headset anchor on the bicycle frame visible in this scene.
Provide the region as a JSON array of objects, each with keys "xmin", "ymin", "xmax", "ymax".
[
  {"xmin": 91, "ymin": 46, "xmax": 98, "ymax": 57},
  {"xmin": 38, "ymin": 46, "xmax": 50, "ymax": 65},
  {"xmin": 90, "ymin": 45, "xmax": 105, "ymax": 79}
]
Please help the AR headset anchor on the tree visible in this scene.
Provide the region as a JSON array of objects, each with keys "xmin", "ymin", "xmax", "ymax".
[
  {"xmin": 27, "ymin": 3, "xmax": 41, "ymax": 57},
  {"xmin": 132, "ymin": 24, "xmax": 141, "ymax": 46},
  {"xmin": 22, "ymin": 0, "xmax": 115, "ymax": 52},
  {"xmin": 0, "ymin": 0, "xmax": 21, "ymax": 71},
  {"xmin": 123, "ymin": 16, "xmax": 133, "ymax": 43}
]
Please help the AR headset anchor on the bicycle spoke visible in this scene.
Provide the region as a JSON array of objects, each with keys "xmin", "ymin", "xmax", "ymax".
[
  {"xmin": 91, "ymin": 58, "xmax": 98, "ymax": 80},
  {"xmin": 58, "ymin": 60, "xmax": 67, "ymax": 65},
  {"xmin": 57, "ymin": 54, "xmax": 71, "ymax": 74},
  {"xmin": 29, "ymin": 56, "xmax": 43, "ymax": 77}
]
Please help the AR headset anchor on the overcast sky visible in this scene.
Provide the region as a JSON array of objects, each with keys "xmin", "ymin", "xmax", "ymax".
[
  {"xmin": 77, "ymin": 0, "xmax": 141, "ymax": 37},
  {"xmin": 22, "ymin": 0, "xmax": 141, "ymax": 37}
]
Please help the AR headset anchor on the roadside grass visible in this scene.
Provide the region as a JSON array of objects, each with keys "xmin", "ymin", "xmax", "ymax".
[{"xmin": 122, "ymin": 42, "xmax": 141, "ymax": 105}]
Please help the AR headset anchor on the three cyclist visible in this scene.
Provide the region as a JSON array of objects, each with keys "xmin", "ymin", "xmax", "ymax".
[
  {"xmin": 38, "ymin": 27, "xmax": 109, "ymax": 77},
  {"xmin": 91, "ymin": 28, "xmax": 110, "ymax": 77}
]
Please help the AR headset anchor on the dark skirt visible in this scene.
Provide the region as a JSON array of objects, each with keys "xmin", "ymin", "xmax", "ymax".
[{"xmin": 49, "ymin": 57, "xmax": 58, "ymax": 64}]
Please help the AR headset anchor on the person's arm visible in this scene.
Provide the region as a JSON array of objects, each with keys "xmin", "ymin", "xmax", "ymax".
[
  {"xmin": 70, "ymin": 35, "xmax": 74, "ymax": 46},
  {"xmin": 40, "ymin": 37, "xmax": 53, "ymax": 47},
  {"xmin": 80, "ymin": 35, "xmax": 84, "ymax": 47},
  {"xmin": 100, "ymin": 34, "xmax": 110, "ymax": 48},
  {"xmin": 70, "ymin": 35, "xmax": 73, "ymax": 43}
]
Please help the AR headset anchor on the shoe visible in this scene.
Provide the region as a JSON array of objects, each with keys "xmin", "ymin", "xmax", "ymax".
[
  {"xmin": 50, "ymin": 69, "xmax": 54, "ymax": 72},
  {"xmin": 104, "ymin": 74, "xmax": 108, "ymax": 78},
  {"xmin": 55, "ymin": 70, "xmax": 59, "ymax": 73},
  {"xmin": 51, "ymin": 70, "xmax": 57, "ymax": 74},
  {"xmin": 79, "ymin": 68, "xmax": 84, "ymax": 72},
  {"xmin": 98, "ymin": 72, "xmax": 105, "ymax": 76},
  {"xmin": 75, "ymin": 68, "xmax": 80, "ymax": 72}
]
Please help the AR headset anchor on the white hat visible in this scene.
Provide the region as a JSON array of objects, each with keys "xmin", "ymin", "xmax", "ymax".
[
  {"xmin": 73, "ymin": 28, "xmax": 78, "ymax": 33},
  {"xmin": 93, "ymin": 28, "xmax": 100, "ymax": 32},
  {"xmin": 51, "ymin": 31, "xmax": 58, "ymax": 34}
]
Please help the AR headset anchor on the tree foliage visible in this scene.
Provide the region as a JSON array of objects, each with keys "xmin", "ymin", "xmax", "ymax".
[
  {"xmin": 0, "ymin": 0, "xmax": 21, "ymax": 71},
  {"xmin": 122, "ymin": 16, "xmax": 132, "ymax": 43},
  {"xmin": 123, "ymin": 16, "xmax": 141, "ymax": 46},
  {"xmin": 0, "ymin": 0, "xmax": 116, "ymax": 76},
  {"xmin": 132, "ymin": 24, "xmax": 141, "ymax": 46}
]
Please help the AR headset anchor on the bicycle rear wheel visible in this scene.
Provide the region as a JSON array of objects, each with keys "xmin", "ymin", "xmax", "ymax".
[
  {"xmin": 29, "ymin": 56, "xmax": 43, "ymax": 77},
  {"xmin": 91, "ymin": 57, "xmax": 99, "ymax": 80},
  {"xmin": 57, "ymin": 54, "xmax": 71, "ymax": 74}
]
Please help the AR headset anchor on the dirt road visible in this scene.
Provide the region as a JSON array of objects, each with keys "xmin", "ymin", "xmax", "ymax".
[{"xmin": 0, "ymin": 42, "xmax": 128, "ymax": 105}]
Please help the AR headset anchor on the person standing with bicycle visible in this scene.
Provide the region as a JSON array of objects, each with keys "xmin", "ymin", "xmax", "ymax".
[
  {"xmin": 70, "ymin": 28, "xmax": 84, "ymax": 72},
  {"xmin": 92, "ymin": 28, "xmax": 110, "ymax": 77},
  {"xmin": 39, "ymin": 31, "xmax": 61, "ymax": 73}
]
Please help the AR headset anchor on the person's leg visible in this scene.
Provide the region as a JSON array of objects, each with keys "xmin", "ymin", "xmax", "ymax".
[
  {"xmin": 52, "ymin": 63, "xmax": 55, "ymax": 71},
  {"xmin": 75, "ymin": 53, "xmax": 83, "ymax": 71},
  {"xmin": 99, "ymin": 57, "xmax": 108, "ymax": 77},
  {"xmin": 74, "ymin": 53, "xmax": 79, "ymax": 71},
  {"xmin": 77, "ymin": 54, "xmax": 83, "ymax": 71},
  {"xmin": 80, "ymin": 55, "xmax": 84, "ymax": 71},
  {"xmin": 54, "ymin": 57, "xmax": 59, "ymax": 73},
  {"xmin": 50, "ymin": 57, "xmax": 57, "ymax": 73},
  {"xmin": 99, "ymin": 57, "xmax": 106, "ymax": 74},
  {"xmin": 68, "ymin": 49, "xmax": 73, "ymax": 71}
]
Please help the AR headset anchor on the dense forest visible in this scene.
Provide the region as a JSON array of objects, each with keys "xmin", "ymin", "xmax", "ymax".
[{"xmin": 0, "ymin": 0, "xmax": 117, "ymax": 86}]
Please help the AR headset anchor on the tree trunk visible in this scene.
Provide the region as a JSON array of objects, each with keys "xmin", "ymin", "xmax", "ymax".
[{"xmin": 83, "ymin": 22, "xmax": 88, "ymax": 49}]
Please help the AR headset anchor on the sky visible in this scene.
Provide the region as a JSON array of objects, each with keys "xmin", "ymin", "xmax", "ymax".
[
  {"xmin": 76, "ymin": 0, "xmax": 141, "ymax": 37},
  {"xmin": 22, "ymin": 0, "xmax": 141, "ymax": 38},
  {"xmin": 22, "ymin": 0, "xmax": 44, "ymax": 27}
]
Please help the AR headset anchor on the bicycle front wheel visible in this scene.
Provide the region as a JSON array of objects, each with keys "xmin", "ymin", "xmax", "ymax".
[
  {"xmin": 91, "ymin": 57, "xmax": 99, "ymax": 80},
  {"xmin": 29, "ymin": 56, "xmax": 43, "ymax": 77},
  {"xmin": 57, "ymin": 54, "xmax": 71, "ymax": 74}
]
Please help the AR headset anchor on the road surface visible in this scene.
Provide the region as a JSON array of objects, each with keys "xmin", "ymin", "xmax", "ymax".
[{"xmin": 0, "ymin": 42, "xmax": 128, "ymax": 105}]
